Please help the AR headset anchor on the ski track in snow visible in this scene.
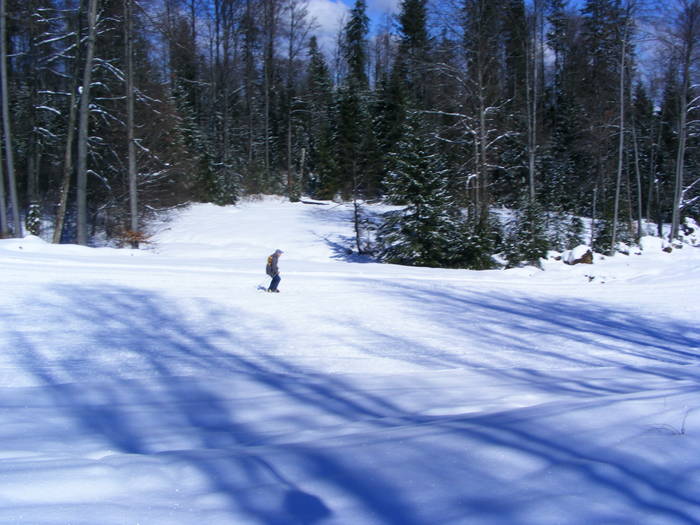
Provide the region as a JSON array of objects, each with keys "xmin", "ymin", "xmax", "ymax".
[{"xmin": 1, "ymin": 197, "xmax": 699, "ymax": 524}]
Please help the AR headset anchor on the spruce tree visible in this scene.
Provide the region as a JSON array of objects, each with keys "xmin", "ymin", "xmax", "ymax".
[
  {"xmin": 343, "ymin": 0, "xmax": 369, "ymax": 89},
  {"xmin": 503, "ymin": 0, "xmax": 528, "ymax": 105},
  {"xmin": 378, "ymin": 113, "xmax": 465, "ymax": 268},
  {"xmin": 396, "ymin": 0, "xmax": 430, "ymax": 108},
  {"xmin": 503, "ymin": 198, "xmax": 549, "ymax": 268},
  {"xmin": 566, "ymin": 216, "xmax": 585, "ymax": 249},
  {"xmin": 373, "ymin": 72, "xmax": 406, "ymax": 184},
  {"xmin": 305, "ymin": 36, "xmax": 334, "ymax": 195},
  {"xmin": 329, "ymin": 85, "xmax": 374, "ymax": 200},
  {"xmin": 460, "ymin": 214, "xmax": 502, "ymax": 270},
  {"xmin": 172, "ymin": 83, "xmax": 224, "ymax": 204},
  {"xmin": 318, "ymin": 0, "xmax": 381, "ymax": 200},
  {"xmin": 26, "ymin": 202, "xmax": 42, "ymax": 237}
]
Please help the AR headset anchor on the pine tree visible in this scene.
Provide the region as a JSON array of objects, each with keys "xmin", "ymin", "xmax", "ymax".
[
  {"xmin": 172, "ymin": 83, "xmax": 218, "ymax": 203},
  {"xmin": 579, "ymin": 0, "xmax": 623, "ymax": 199},
  {"xmin": 503, "ymin": 198, "xmax": 548, "ymax": 268},
  {"xmin": 323, "ymin": 84, "xmax": 373, "ymax": 200},
  {"xmin": 373, "ymin": 72, "xmax": 406, "ymax": 181},
  {"xmin": 547, "ymin": 0, "xmax": 569, "ymax": 83},
  {"xmin": 304, "ymin": 36, "xmax": 333, "ymax": 195},
  {"xmin": 459, "ymin": 216, "xmax": 502, "ymax": 270},
  {"xmin": 343, "ymin": 0, "xmax": 369, "ymax": 89},
  {"xmin": 396, "ymin": 0, "xmax": 430, "ymax": 108},
  {"xmin": 317, "ymin": 0, "xmax": 380, "ymax": 200},
  {"xmin": 541, "ymin": 97, "xmax": 586, "ymax": 212},
  {"xmin": 26, "ymin": 202, "xmax": 42, "ymax": 236},
  {"xmin": 503, "ymin": 0, "xmax": 528, "ymax": 106},
  {"xmin": 377, "ymin": 113, "xmax": 466, "ymax": 268},
  {"xmin": 566, "ymin": 215, "xmax": 585, "ymax": 249}
]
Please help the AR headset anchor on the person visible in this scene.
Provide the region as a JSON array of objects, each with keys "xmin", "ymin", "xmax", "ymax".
[{"xmin": 266, "ymin": 249, "xmax": 283, "ymax": 292}]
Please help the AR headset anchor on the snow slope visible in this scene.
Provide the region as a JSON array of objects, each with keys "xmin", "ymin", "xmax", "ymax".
[{"xmin": 1, "ymin": 197, "xmax": 699, "ymax": 524}]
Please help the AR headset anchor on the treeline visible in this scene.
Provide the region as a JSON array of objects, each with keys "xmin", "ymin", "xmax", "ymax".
[{"xmin": 0, "ymin": 0, "xmax": 698, "ymax": 264}]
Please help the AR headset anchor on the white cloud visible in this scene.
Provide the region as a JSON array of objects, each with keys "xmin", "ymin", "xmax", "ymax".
[
  {"xmin": 307, "ymin": 0, "xmax": 349, "ymax": 54},
  {"xmin": 368, "ymin": 0, "xmax": 401, "ymax": 15},
  {"xmin": 305, "ymin": 0, "xmax": 400, "ymax": 56}
]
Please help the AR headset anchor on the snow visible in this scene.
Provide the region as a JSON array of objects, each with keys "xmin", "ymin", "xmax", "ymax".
[
  {"xmin": 1, "ymin": 196, "xmax": 699, "ymax": 524},
  {"xmin": 562, "ymin": 244, "xmax": 591, "ymax": 264}
]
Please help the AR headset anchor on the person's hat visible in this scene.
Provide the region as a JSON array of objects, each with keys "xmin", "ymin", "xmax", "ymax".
[{"xmin": 275, "ymin": 249, "xmax": 284, "ymax": 254}]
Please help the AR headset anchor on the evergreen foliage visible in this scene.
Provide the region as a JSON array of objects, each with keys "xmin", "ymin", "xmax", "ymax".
[
  {"xmin": 0, "ymin": 0, "xmax": 696, "ymax": 259},
  {"xmin": 377, "ymin": 113, "xmax": 466, "ymax": 268},
  {"xmin": 567, "ymin": 216, "xmax": 586, "ymax": 249},
  {"xmin": 304, "ymin": 36, "xmax": 334, "ymax": 194},
  {"xmin": 343, "ymin": 0, "xmax": 370, "ymax": 89},
  {"xmin": 172, "ymin": 83, "xmax": 219, "ymax": 204},
  {"xmin": 546, "ymin": 211, "xmax": 586, "ymax": 252},
  {"xmin": 26, "ymin": 202, "xmax": 42, "ymax": 237},
  {"xmin": 396, "ymin": 0, "xmax": 430, "ymax": 108},
  {"xmin": 459, "ymin": 216, "xmax": 502, "ymax": 270},
  {"xmin": 503, "ymin": 199, "xmax": 549, "ymax": 268}
]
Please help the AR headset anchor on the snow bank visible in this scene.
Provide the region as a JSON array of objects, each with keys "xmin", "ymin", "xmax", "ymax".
[{"xmin": 563, "ymin": 244, "xmax": 593, "ymax": 265}]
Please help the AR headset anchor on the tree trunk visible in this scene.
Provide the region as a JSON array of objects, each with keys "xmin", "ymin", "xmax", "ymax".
[
  {"xmin": 631, "ymin": 124, "xmax": 644, "ymax": 242},
  {"xmin": 243, "ymin": 0, "xmax": 256, "ymax": 187},
  {"xmin": 591, "ymin": 185, "xmax": 598, "ymax": 246},
  {"xmin": 263, "ymin": 0, "xmax": 277, "ymax": 187},
  {"xmin": 646, "ymin": 121, "xmax": 660, "ymax": 223},
  {"xmin": 670, "ymin": 1, "xmax": 700, "ymax": 242},
  {"xmin": 54, "ymin": 0, "xmax": 84, "ymax": 244},
  {"xmin": 298, "ymin": 147, "xmax": 306, "ymax": 198},
  {"xmin": 610, "ymin": 21, "xmax": 629, "ymax": 256},
  {"xmin": 287, "ymin": 18, "xmax": 294, "ymax": 200},
  {"xmin": 352, "ymin": 157, "xmax": 364, "ymax": 255},
  {"xmin": 76, "ymin": 0, "xmax": 98, "ymax": 245},
  {"xmin": 526, "ymin": 0, "xmax": 544, "ymax": 202},
  {"xmin": 0, "ymin": 0, "xmax": 21, "ymax": 237},
  {"xmin": 478, "ymin": 93, "xmax": 489, "ymax": 225},
  {"xmin": 125, "ymin": 0, "xmax": 138, "ymax": 247},
  {"xmin": 671, "ymin": 83, "xmax": 688, "ymax": 242},
  {"xmin": 0, "ymin": 143, "xmax": 7, "ymax": 238},
  {"xmin": 671, "ymin": 75, "xmax": 688, "ymax": 242}
]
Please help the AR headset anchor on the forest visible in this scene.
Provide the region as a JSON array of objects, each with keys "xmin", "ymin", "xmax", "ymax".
[{"xmin": 0, "ymin": 0, "xmax": 699, "ymax": 268}]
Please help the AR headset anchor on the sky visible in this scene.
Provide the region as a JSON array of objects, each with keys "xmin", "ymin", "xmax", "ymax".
[{"xmin": 307, "ymin": 0, "xmax": 401, "ymax": 53}]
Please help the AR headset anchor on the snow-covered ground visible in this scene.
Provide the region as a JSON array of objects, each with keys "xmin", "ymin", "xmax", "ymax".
[{"xmin": 1, "ymin": 197, "xmax": 699, "ymax": 524}]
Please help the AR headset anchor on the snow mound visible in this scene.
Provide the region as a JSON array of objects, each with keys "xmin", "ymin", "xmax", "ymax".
[{"xmin": 563, "ymin": 244, "xmax": 593, "ymax": 265}]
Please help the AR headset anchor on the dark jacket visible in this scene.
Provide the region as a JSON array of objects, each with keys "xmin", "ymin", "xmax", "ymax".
[{"xmin": 266, "ymin": 253, "xmax": 280, "ymax": 277}]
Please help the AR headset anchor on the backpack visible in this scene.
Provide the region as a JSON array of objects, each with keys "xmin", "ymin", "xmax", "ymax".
[{"xmin": 266, "ymin": 255, "xmax": 274, "ymax": 276}]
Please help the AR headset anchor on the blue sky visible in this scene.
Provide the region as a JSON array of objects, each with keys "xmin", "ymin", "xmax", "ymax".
[{"xmin": 308, "ymin": 0, "xmax": 401, "ymax": 53}]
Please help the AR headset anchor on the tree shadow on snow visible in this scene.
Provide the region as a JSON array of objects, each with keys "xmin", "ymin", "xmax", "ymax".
[
  {"xmin": 1, "ymin": 282, "xmax": 700, "ymax": 524},
  {"xmin": 1, "ymin": 284, "xmax": 426, "ymax": 524},
  {"xmin": 368, "ymin": 281, "xmax": 700, "ymax": 373},
  {"xmin": 304, "ymin": 203, "xmax": 379, "ymax": 263},
  {"xmin": 322, "ymin": 234, "xmax": 376, "ymax": 263}
]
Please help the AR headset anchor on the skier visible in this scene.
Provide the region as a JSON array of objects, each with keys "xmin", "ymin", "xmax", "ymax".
[{"xmin": 266, "ymin": 249, "xmax": 283, "ymax": 292}]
